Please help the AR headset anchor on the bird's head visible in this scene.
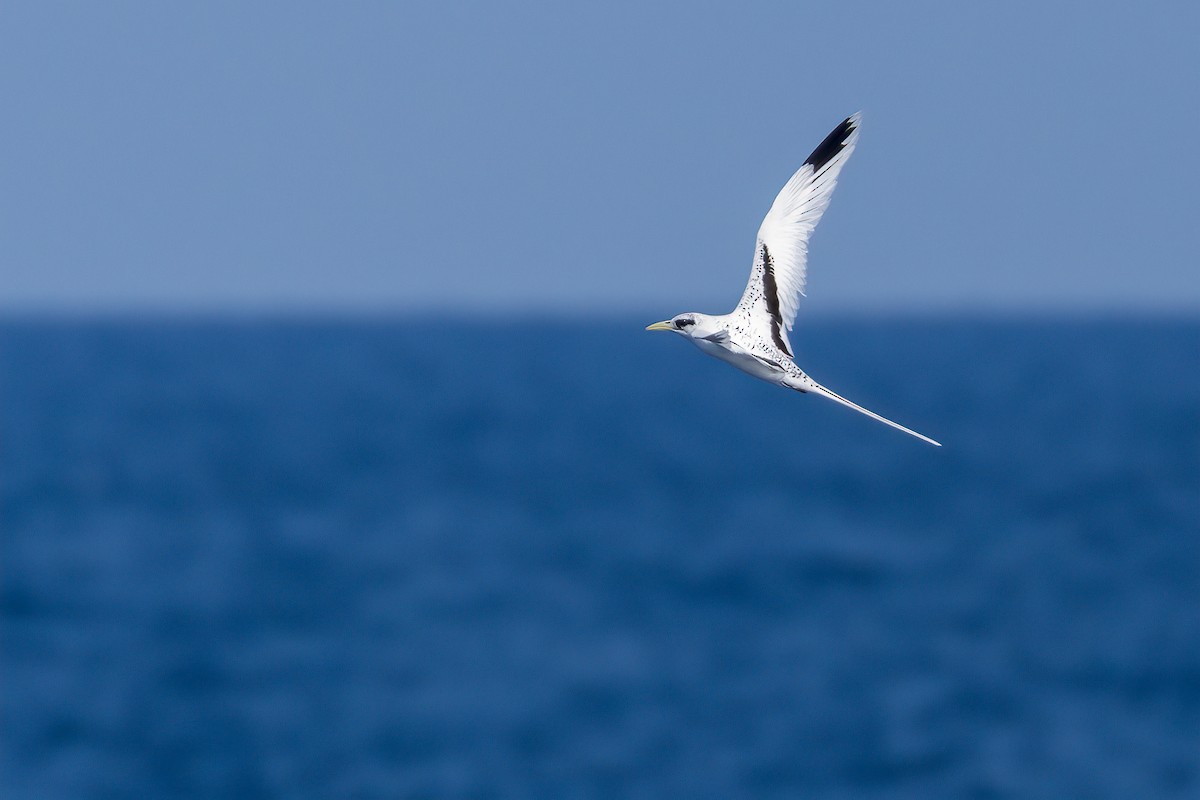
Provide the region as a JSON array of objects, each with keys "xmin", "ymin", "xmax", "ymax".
[{"xmin": 645, "ymin": 313, "xmax": 717, "ymax": 339}]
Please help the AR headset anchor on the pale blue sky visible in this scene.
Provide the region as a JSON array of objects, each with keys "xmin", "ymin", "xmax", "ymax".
[{"xmin": 2, "ymin": 1, "xmax": 1196, "ymax": 313}]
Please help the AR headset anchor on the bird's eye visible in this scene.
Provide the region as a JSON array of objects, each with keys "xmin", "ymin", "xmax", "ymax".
[{"xmin": 675, "ymin": 318, "xmax": 694, "ymax": 329}]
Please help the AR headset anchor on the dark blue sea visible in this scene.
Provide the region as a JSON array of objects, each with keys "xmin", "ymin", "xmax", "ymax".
[{"xmin": 2, "ymin": 317, "xmax": 1197, "ymax": 798}]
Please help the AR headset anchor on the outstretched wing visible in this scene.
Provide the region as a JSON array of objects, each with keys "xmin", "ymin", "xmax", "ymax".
[{"xmin": 736, "ymin": 114, "xmax": 861, "ymax": 355}]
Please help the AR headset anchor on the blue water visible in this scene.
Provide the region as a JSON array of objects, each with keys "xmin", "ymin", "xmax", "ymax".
[{"xmin": 2, "ymin": 317, "xmax": 1197, "ymax": 798}]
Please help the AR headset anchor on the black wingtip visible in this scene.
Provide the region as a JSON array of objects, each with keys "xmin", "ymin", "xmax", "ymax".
[{"xmin": 803, "ymin": 114, "xmax": 859, "ymax": 173}]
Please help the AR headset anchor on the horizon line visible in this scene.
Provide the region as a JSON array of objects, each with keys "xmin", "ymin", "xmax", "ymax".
[{"xmin": 1, "ymin": 304, "xmax": 1198, "ymax": 324}]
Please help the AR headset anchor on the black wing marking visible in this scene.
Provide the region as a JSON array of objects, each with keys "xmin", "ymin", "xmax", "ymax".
[
  {"xmin": 760, "ymin": 243, "xmax": 793, "ymax": 357},
  {"xmin": 804, "ymin": 115, "xmax": 858, "ymax": 174}
]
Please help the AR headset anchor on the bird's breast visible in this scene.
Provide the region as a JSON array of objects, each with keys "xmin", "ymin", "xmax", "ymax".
[{"xmin": 691, "ymin": 337, "xmax": 786, "ymax": 385}]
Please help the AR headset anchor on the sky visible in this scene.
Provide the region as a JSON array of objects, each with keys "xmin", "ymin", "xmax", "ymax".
[{"xmin": 2, "ymin": 1, "xmax": 1197, "ymax": 315}]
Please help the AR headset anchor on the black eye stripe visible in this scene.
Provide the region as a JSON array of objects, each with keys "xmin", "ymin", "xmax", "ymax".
[{"xmin": 675, "ymin": 317, "xmax": 694, "ymax": 328}]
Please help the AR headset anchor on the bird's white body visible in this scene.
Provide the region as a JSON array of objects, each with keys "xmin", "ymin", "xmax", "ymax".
[
  {"xmin": 647, "ymin": 114, "xmax": 941, "ymax": 446},
  {"xmin": 687, "ymin": 315, "xmax": 805, "ymax": 385}
]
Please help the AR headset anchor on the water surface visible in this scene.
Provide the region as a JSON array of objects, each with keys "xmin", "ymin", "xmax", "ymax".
[{"xmin": 2, "ymin": 317, "xmax": 1197, "ymax": 798}]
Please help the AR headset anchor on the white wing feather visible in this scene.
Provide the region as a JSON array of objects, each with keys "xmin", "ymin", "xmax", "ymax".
[{"xmin": 737, "ymin": 113, "xmax": 861, "ymax": 345}]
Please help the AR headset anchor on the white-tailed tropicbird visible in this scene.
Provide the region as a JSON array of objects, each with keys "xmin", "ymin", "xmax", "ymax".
[{"xmin": 646, "ymin": 113, "xmax": 941, "ymax": 446}]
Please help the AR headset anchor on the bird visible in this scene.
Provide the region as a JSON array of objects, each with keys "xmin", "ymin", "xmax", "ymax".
[{"xmin": 646, "ymin": 113, "xmax": 941, "ymax": 446}]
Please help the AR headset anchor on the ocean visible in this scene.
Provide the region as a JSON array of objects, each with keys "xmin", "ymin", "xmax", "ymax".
[{"xmin": 2, "ymin": 317, "xmax": 1197, "ymax": 798}]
